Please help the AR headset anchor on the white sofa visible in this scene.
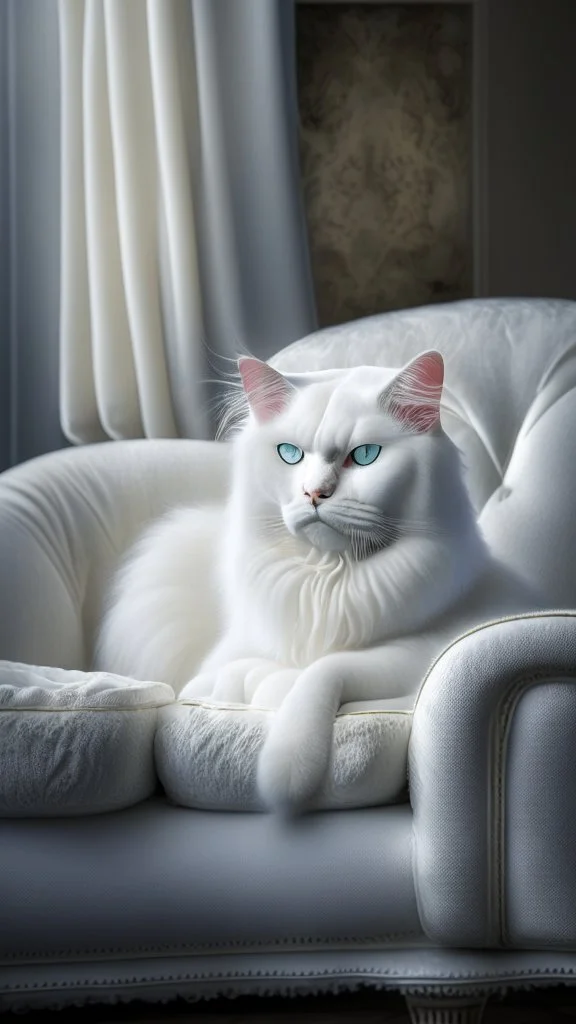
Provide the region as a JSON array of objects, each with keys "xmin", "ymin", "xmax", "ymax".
[{"xmin": 2, "ymin": 298, "xmax": 576, "ymax": 1024}]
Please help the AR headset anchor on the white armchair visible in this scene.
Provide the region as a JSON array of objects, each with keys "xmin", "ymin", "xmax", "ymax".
[{"xmin": 2, "ymin": 298, "xmax": 576, "ymax": 1023}]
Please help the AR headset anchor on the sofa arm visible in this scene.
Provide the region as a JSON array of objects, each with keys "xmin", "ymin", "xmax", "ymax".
[
  {"xmin": 409, "ymin": 611, "xmax": 576, "ymax": 949},
  {"xmin": 0, "ymin": 439, "xmax": 230, "ymax": 670}
]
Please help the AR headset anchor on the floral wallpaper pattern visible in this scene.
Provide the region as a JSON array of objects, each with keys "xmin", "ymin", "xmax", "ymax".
[{"xmin": 296, "ymin": 4, "xmax": 472, "ymax": 327}]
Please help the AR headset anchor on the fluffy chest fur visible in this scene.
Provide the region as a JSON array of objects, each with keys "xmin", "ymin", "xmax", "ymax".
[
  {"xmin": 232, "ymin": 538, "xmax": 374, "ymax": 666},
  {"xmin": 223, "ymin": 516, "xmax": 486, "ymax": 669}
]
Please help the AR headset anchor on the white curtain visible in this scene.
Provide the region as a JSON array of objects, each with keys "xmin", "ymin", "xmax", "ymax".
[
  {"xmin": 59, "ymin": 0, "xmax": 205, "ymax": 441},
  {"xmin": 57, "ymin": 0, "xmax": 317, "ymax": 444}
]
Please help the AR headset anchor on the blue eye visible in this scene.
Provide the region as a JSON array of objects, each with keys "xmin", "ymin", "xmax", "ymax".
[
  {"xmin": 277, "ymin": 443, "xmax": 304, "ymax": 465},
  {"xmin": 350, "ymin": 444, "xmax": 381, "ymax": 466}
]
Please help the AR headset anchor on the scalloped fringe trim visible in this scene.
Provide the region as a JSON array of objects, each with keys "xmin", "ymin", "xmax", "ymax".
[
  {"xmin": 4, "ymin": 970, "xmax": 576, "ymax": 1014},
  {"xmin": 406, "ymin": 995, "xmax": 487, "ymax": 1024}
]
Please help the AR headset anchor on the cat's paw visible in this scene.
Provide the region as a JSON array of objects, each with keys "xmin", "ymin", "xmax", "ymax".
[
  {"xmin": 256, "ymin": 658, "xmax": 340, "ymax": 813},
  {"xmin": 249, "ymin": 667, "xmax": 301, "ymax": 707},
  {"xmin": 257, "ymin": 734, "xmax": 326, "ymax": 814},
  {"xmin": 180, "ymin": 658, "xmax": 283, "ymax": 703},
  {"xmin": 179, "ymin": 671, "xmax": 219, "ymax": 700}
]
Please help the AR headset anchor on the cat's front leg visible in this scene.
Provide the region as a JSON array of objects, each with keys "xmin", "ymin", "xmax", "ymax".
[
  {"xmin": 256, "ymin": 654, "xmax": 347, "ymax": 813},
  {"xmin": 257, "ymin": 641, "xmax": 435, "ymax": 813}
]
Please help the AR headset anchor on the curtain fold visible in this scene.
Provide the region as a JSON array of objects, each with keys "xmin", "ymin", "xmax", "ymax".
[
  {"xmin": 103, "ymin": 0, "xmax": 179, "ymax": 439},
  {"xmin": 58, "ymin": 0, "xmax": 107, "ymax": 443},
  {"xmin": 192, "ymin": 0, "xmax": 317, "ymax": 363},
  {"xmin": 57, "ymin": 0, "xmax": 317, "ymax": 444},
  {"xmin": 148, "ymin": 0, "xmax": 208, "ymax": 440},
  {"xmin": 84, "ymin": 0, "xmax": 142, "ymax": 440}
]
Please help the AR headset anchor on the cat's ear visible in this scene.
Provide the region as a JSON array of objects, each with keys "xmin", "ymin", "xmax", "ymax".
[
  {"xmin": 379, "ymin": 350, "xmax": 444, "ymax": 433},
  {"xmin": 238, "ymin": 357, "xmax": 295, "ymax": 424}
]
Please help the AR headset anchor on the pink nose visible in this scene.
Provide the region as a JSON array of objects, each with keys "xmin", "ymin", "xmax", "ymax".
[{"xmin": 304, "ymin": 485, "xmax": 334, "ymax": 507}]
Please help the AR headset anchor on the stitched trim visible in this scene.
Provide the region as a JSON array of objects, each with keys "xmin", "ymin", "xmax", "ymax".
[
  {"xmin": 0, "ymin": 701, "xmax": 173, "ymax": 714},
  {"xmin": 492, "ymin": 672, "xmax": 576, "ymax": 947},
  {"xmin": 6, "ymin": 962, "xmax": 576, "ymax": 1001},
  {"xmin": 1, "ymin": 932, "xmax": 427, "ymax": 964},
  {"xmin": 411, "ymin": 612, "xmax": 576, "ymax": 947},
  {"xmin": 337, "ymin": 709, "xmax": 412, "ymax": 718},
  {"xmin": 178, "ymin": 698, "xmax": 413, "ymax": 718},
  {"xmin": 412, "ymin": 610, "xmax": 576, "ymax": 715},
  {"xmin": 177, "ymin": 700, "xmax": 276, "ymax": 714}
]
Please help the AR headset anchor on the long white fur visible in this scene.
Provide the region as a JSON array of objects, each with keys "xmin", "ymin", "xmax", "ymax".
[{"xmin": 95, "ymin": 352, "xmax": 539, "ymax": 813}]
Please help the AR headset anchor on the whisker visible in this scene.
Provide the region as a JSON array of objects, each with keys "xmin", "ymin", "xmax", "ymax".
[{"xmin": 334, "ymin": 499, "xmax": 447, "ymax": 536}]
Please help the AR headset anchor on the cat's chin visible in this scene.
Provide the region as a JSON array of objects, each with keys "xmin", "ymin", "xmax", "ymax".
[{"xmin": 299, "ymin": 520, "xmax": 350, "ymax": 553}]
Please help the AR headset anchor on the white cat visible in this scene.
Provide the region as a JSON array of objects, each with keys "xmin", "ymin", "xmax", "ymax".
[{"xmin": 96, "ymin": 351, "xmax": 539, "ymax": 813}]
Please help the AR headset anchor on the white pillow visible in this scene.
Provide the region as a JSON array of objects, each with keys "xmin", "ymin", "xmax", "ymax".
[
  {"xmin": 155, "ymin": 696, "xmax": 413, "ymax": 812},
  {"xmin": 0, "ymin": 662, "xmax": 174, "ymax": 816}
]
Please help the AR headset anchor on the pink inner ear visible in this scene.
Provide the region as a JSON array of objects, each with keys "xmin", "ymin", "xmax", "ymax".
[
  {"xmin": 389, "ymin": 351, "xmax": 444, "ymax": 433},
  {"xmin": 238, "ymin": 357, "xmax": 293, "ymax": 423}
]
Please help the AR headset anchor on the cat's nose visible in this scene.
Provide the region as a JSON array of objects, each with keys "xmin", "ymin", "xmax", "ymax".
[{"xmin": 304, "ymin": 485, "xmax": 334, "ymax": 507}]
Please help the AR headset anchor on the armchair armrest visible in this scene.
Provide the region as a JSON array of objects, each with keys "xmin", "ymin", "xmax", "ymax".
[
  {"xmin": 409, "ymin": 612, "xmax": 576, "ymax": 948},
  {"xmin": 0, "ymin": 439, "xmax": 230, "ymax": 670}
]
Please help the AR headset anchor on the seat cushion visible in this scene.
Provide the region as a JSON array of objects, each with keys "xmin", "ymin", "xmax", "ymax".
[
  {"xmin": 0, "ymin": 797, "xmax": 423, "ymax": 963},
  {"xmin": 0, "ymin": 663, "xmax": 173, "ymax": 816},
  {"xmin": 156, "ymin": 695, "xmax": 413, "ymax": 811}
]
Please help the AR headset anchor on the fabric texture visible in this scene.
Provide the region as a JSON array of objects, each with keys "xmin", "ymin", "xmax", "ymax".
[
  {"xmin": 57, "ymin": 0, "xmax": 316, "ymax": 444},
  {"xmin": 0, "ymin": 664, "xmax": 413, "ymax": 816},
  {"xmin": 155, "ymin": 696, "xmax": 413, "ymax": 812},
  {"xmin": 505, "ymin": 678, "xmax": 576, "ymax": 947},
  {"xmin": 0, "ymin": 662, "xmax": 173, "ymax": 816},
  {"xmin": 409, "ymin": 611, "xmax": 576, "ymax": 947}
]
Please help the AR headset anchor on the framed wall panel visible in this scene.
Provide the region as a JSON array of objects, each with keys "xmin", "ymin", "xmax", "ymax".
[
  {"xmin": 296, "ymin": 2, "xmax": 474, "ymax": 325},
  {"xmin": 297, "ymin": 0, "xmax": 576, "ymax": 318}
]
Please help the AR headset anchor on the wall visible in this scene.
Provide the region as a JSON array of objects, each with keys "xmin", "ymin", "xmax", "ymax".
[
  {"xmin": 1, "ymin": 0, "xmax": 63, "ymax": 471},
  {"xmin": 474, "ymin": 0, "xmax": 576, "ymax": 300},
  {"xmin": 297, "ymin": 0, "xmax": 576, "ymax": 326},
  {"xmin": 297, "ymin": 3, "xmax": 473, "ymax": 326}
]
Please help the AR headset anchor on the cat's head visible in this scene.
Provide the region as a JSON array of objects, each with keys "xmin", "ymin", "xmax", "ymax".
[{"xmin": 234, "ymin": 351, "xmax": 469, "ymax": 559}]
